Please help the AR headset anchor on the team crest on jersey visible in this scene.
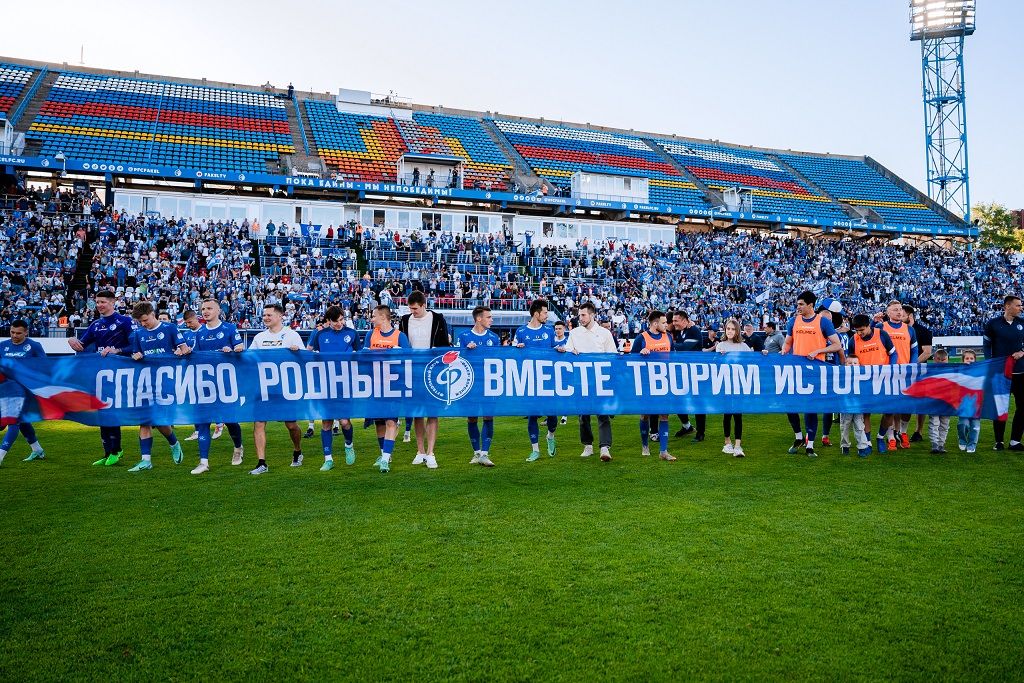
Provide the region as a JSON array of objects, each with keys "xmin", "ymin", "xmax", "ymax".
[
  {"xmin": 216, "ymin": 332, "xmax": 224, "ymax": 339},
  {"xmin": 109, "ymin": 324, "xmax": 117, "ymax": 330},
  {"xmin": 424, "ymin": 351, "xmax": 474, "ymax": 405},
  {"xmin": 157, "ymin": 332, "xmax": 165, "ymax": 340}
]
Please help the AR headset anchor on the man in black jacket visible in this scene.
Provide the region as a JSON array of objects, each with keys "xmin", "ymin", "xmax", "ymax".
[
  {"xmin": 400, "ymin": 291, "xmax": 451, "ymax": 468},
  {"xmin": 670, "ymin": 311, "xmax": 705, "ymax": 442}
]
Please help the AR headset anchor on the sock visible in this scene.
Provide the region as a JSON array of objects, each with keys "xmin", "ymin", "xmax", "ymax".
[
  {"xmin": 404, "ymin": 418, "xmax": 412, "ymax": 432},
  {"xmin": 468, "ymin": 421, "xmax": 481, "ymax": 451},
  {"xmin": 382, "ymin": 439, "xmax": 395, "ymax": 457},
  {"xmin": 19, "ymin": 422, "xmax": 37, "ymax": 442},
  {"xmin": 659, "ymin": 419, "xmax": 669, "ymax": 453},
  {"xmin": 1011, "ymin": 440, "xmax": 1021, "ymax": 446},
  {"xmin": 0, "ymin": 448, "xmax": 7, "ymax": 460},
  {"xmin": 342, "ymin": 425, "xmax": 354, "ymax": 446},
  {"xmin": 639, "ymin": 418, "xmax": 650, "ymax": 447},
  {"xmin": 29, "ymin": 441, "xmax": 43, "ymax": 453},
  {"xmin": 807, "ymin": 440, "xmax": 815, "ymax": 449},
  {"xmin": 482, "ymin": 419, "xmax": 494, "ymax": 452},
  {"xmin": 227, "ymin": 423, "xmax": 243, "ymax": 448},
  {"xmin": 196, "ymin": 423, "xmax": 211, "ymax": 459},
  {"xmin": 258, "ymin": 458, "xmax": 267, "ymax": 467},
  {"xmin": 0, "ymin": 429, "xmax": 17, "ymax": 452},
  {"xmin": 886, "ymin": 427, "xmax": 895, "ymax": 439},
  {"xmin": 140, "ymin": 436, "xmax": 153, "ymax": 459},
  {"xmin": 110, "ymin": 427, "xmax": 122, "ymax": 454},
  {"xmin": 377, "ymin": 436, "xmax": 385, "ymax": 450},
  {"xmin": 200, "ymin": 457, "xmax": 209, "ymax": 465},
  {"xmin": 164, "ymin": 431, "xmax": 178, "ymax": 446},
  {"xmin": 292, "ymin": 450, "xmax": 302, "ymax": 463},
  {"xmin": 683, "ymin": 422, "xmax": 692, "ymax": 429},
  {"xmin": 545, "ymin": 415, "xmax": 558, "ymax": 432},
  {"xmin": 793, "ymin": 432, "xmax": 803, "ymax": 441},
  {"xmin": 307, "ymin": 421, "xmax": 315, "ymax": 430},
  {"xmin": 321, "ymin": 430, "xmax": 333, "ymax": 457},
  {"xmin": 527, "ymin": 416, "xmax": 540, "ymax": 445}
]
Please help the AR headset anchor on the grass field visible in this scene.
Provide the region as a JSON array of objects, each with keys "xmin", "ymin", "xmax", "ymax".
[{"xmin": 1, "ymin": 414, "xmax": 1023, "ymax": 681}]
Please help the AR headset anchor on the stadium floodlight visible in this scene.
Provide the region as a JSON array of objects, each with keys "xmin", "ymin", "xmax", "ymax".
[
  {"xmin": 909, "ymin": 0, "xmax": 975, "ymax": 225},
  {"xmin": 909, "ymin": 0, "xmax": 975, "ymax": 41}
]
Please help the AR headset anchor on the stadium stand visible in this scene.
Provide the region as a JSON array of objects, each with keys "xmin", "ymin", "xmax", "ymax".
[
  {"xmin": 490, "ymin": 119, "xmax": 709, "ymax": 209},
  {"xmin": 0, "ymin": 62, "xmax": 34, "ymax": 117},
  {"xmin": 27, "ymin": 71, "xmax": 294, "ymax": 172},
  {"xmin": 653, "ymin": 139, "xmax": 851, "ymax": 219},
  {"xmin": 777, "ymin": 154, "xmax": 957, "ymax": 229}
]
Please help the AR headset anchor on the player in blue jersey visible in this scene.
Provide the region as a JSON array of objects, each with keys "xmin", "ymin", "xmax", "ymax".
[
  {"xmin": 362, "ymin": 305, "xmax": 411, "ymax": 473},
  {"xmin": 306, "ymin": 306, "xmax": 360, "ymax": 470},
  {"xmin": 456, "ymin": 306, "xmax": 500, "ymax": 467},
  {"xmin": 180, "ymin": 310, "xmax": 226, "ymax": 442},
  {"xmin": 176, "ymin": 299, "xmax": 245, "ymax": 474},
  {"xmin": 125, "ymin": 302, "xmax": 189, "ymax": 471},
  {"xmin": 68, "ymin": 290, "xmax": 135, "ymax": 466},
  {"xmin": 515, "ymin": 299, "xmax": 563, "ymax": 462},
  {"xmin": 0, "ymin": 320, "xmax": 48, "ymax": 465}
]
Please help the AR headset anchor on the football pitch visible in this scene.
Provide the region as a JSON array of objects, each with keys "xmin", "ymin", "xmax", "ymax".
[{"xmin": 1, "ymin": 414, "xmax": 1022, "ymax": 681}]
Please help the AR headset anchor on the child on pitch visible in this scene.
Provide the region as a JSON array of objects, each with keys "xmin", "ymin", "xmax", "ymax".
[
  {"xmin": 714, "ymin": 318, "xmax": 752, "ymax": 458},
  {"xmin": 928, "ymin": 348, "xmax": 953, "ymax": 454},
  {"xmin": 837, "ymin": 357, "xmax": 872, "ymax": 457},
  {"xmin": 957, "ymin": 349, "xmax": 982, "ymax": 453}
]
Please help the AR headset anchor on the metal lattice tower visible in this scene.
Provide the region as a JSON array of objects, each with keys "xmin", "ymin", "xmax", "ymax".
[{"xmin": 910, "ymin": 1, "xmax": 976, "ymax": 223}]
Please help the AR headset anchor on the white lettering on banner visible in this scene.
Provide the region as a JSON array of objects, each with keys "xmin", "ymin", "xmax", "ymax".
[
  {"xmin": 95, "ymin": 364, "xmax": 240, "ymax": 409},
  {"xmin": 484, "ymin": 359, "xmax": 606, "ymax": 397},
  {"xmin": 627, "ymin": 362, "xmax": 761, "ymax": 397},
  {"xmin": 257, "ymin": 360, "xmax": 412, "ymax": 402}
]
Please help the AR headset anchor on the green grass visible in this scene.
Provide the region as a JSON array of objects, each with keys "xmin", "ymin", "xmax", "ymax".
[{"xmin": 1, "ymin": 415, "xmax": 1023, "ymax": 681}]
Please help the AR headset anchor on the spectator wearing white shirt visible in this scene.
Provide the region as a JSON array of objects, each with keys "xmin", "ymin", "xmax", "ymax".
[
  {"xmin": 564, "ymin": 301, "xmax": 617, "ymax": 461},
  {"xmin": 247, "ymin": 303, "xmax": 304, "ymax": 475}
]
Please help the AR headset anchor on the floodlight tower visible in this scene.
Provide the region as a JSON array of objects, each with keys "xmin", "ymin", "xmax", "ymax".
[{"xmin": 910, "ymin": 0, "xmax": 975, "ymax": 223}]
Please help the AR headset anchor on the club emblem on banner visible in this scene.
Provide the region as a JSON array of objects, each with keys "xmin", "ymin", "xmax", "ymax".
[{"xmin": 424, "ymin": 351, "xmax": 474, "ymax": 405}]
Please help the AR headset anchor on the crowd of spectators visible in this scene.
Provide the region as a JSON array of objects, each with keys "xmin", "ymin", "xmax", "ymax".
[{"xmin": 1, "ymin": 182, "xmax": 1020, "ymax": 340}]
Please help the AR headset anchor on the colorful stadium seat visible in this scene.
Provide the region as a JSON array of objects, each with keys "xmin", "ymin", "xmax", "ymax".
[
  {"xmin": 27, "ymin": 71, "xmax": 294, "ymax": 172},
  {"xmin": 0, "ymin": 62, "xmax": 35, "ymax": 117},
  {"xmin": 777, "ymin": 154, "xmax": 957, "ymax": 229},
  {"xmin": 303, "ymin": 103, "xmax": 514, "ymax": 189},
  {"xmin": 490, "ymin": 119, "xmax": 708, "ymax": 209},
  {"xmin": 304, "ymin": 101, "xmax": 405, "ymax": 182},
  {"xmin": 409, "ymin": 113, "xmax": 512, "ymax": 190},
  {"xmin": 652, "ymin": 139, "xmax": 850, "ymax": 219}
]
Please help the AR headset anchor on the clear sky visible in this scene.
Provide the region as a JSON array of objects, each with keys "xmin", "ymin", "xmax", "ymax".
[{"xmin": 4, "ymin": 0, "xmax": 1021, "ymax": 207}]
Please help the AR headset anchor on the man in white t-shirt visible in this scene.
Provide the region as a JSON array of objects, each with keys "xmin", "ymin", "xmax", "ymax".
[
  {"xmin": 399, "ymin": 290, "xmax": 450, "ymax": 469},
  {"xmin": 248, "ymin": 303, "xmax": 304, "ymax": 475},
  {"xmin": 565, "ymin": 301, "xmax": 618, "ymax": 461}
]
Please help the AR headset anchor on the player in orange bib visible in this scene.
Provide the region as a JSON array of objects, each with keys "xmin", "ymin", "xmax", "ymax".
[
  {"xmin": 781, "ymin": 291, "xmax": 845, "ymax": 457},
  {"xmin": 874, "ymin": 300, "xmax": 919, "ymax": 451},
  {"xmin": 362, "ymin": 304, "xmax": 411, "ymax": 473},
  {"xmin": 630, "ymin": 310, "xmax": 676, "ymax": 461}
]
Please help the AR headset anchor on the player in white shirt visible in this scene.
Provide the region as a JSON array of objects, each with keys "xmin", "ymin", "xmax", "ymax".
[{"xmin": 247, "ymin": 304, "xmax": 305, "ymax": 475}]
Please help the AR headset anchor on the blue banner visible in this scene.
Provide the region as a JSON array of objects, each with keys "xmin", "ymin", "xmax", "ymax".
[{"xmin": 0, "ymin": 350, "xmax": 1011, "ymax": 427}]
